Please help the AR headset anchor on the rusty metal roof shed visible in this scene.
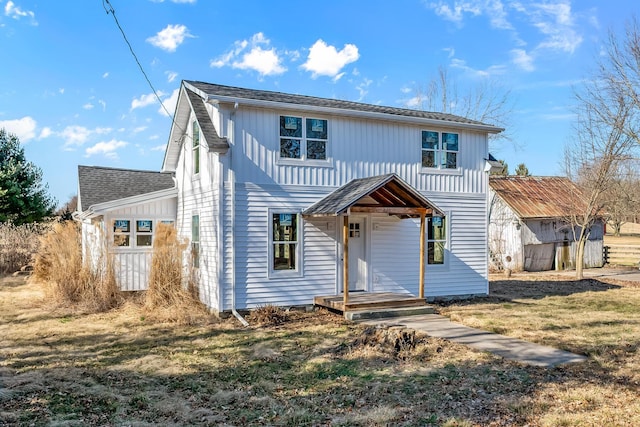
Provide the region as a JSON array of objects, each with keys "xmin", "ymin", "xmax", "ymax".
[{"xmin": 489, "ymin": 176, "xmax": 584, "ymax": 219}]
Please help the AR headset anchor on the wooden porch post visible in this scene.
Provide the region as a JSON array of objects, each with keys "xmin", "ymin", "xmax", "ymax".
[
  {"xmin": 343, "ymin": 214, "xmax": 349, "ymax": 307},
  {"xmin": 419, "ymin": 211, "xmax": 426, "ymax": 299}
]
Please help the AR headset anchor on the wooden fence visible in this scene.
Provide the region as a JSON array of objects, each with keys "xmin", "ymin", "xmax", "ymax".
[{"xmin": 603, "ymin": 244, "xmax": 640, "ymax": 266}]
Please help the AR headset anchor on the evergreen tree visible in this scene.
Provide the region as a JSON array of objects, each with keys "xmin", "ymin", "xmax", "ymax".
[
  {"xmin": 515, "ymin": 163, "xmax": 530, "ymax": 176},
  {"xmin": 0, "ymin": 128, "xmax": 55, "ymax": 224}
]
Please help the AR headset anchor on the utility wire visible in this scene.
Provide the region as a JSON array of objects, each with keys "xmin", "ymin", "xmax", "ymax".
[{"xmin": 102, "ymin": 0, "xmax": 183, "ymax": 132}]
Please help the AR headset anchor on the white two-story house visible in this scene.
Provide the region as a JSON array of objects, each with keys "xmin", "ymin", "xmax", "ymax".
[{"xmin": 76, "ymin": 80, "xmax": 503, "ymax": 315}]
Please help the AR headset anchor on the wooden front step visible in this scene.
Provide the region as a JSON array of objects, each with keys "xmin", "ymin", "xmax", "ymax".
[{"xmin": 314, "ymin": 292, "xmax": 427, "ymax": 313}]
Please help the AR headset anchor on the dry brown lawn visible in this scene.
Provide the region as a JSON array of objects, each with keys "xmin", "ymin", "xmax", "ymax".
[{"xmin": 1, "ymin": 273, "xmax": 639, "ymax": 426}]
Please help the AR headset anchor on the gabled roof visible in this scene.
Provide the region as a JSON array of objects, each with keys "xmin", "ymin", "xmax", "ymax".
[
  {"xmin": 303, "ymin": 173, "xmax": 443, "ymax": 218},
  {"xmin": 185, "ymin": 80, "xmax": 504, "ymax": 132},
  {"xmin": 184, "ymin": 88, "xmax": 229, "ymax": 152},
  {"xmin": 78, "ymin": 165, "xmax": 175, "ymax": 212},
  {"xmin": 489, "ymin": 176, "xmax": 583, "ymax": 219}
]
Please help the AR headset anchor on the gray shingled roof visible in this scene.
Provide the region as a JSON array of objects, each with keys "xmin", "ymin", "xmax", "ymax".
[
  {"xmin": 78, "ymin": 166, "xmax": 175, "ymax": 212},
  {"xmin": 185, "ymin": 88, "xmax": 229, "ymax": 152},
  {"xmin": 186, "ymin": 80, "xmax": 500, "ymax": 128},
  {"xmin": 303, "ymin": 173, "xmax": 442, "ymax": 217}
]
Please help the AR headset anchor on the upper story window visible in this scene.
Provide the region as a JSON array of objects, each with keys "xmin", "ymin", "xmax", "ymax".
[
  {"xmin": 192, "ymin": 120, "xmax": 200, "ymax": 175},
  {"xmin": 421, "ymin": 131, "xmax": 459, "ymax": 169},
  {"xmin": 279, "ymin": 116, "xmax": 328, "ymax": 161}
]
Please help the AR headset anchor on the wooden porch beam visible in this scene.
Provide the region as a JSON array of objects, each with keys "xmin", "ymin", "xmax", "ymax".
[
  {"xmin": 419, "ymin": 210, "xmax": 426, "ymax": 299},
  {"xmin": 349, "ymin": 206, "xmax": 431, "ymax": 215},
  {"xmin": 343, "ymin": 215, "xmax": 349, "ymax": 307}
]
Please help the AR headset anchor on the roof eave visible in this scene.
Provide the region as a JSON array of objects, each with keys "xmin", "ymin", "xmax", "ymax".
[
  {"xmin": 77, "ymin": 187, "xmax": 178, "ymax": 219},
  {"xmin": 191, "ymin": 89, "xmax": 503, "ymax": 133}
]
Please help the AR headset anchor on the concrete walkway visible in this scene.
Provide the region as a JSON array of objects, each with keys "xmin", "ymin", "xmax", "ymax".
[{"xmin": 361, "ymin": 314, "xmax": 587, "ymax": 367}]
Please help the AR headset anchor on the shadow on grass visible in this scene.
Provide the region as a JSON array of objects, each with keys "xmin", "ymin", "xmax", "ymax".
[{"xmin": 2, "ymin": 314, "xmax": 639, "ymax": 427}]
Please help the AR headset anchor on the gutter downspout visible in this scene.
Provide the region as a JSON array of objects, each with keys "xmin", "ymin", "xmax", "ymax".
[{"xmin": 227, "ymin": 102, "xmax": 249, "ymax": 327}]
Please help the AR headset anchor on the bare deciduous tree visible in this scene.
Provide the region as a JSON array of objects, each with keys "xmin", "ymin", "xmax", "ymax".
[
  {"xmin": 604, "ymin": 160, "xmax": 640, "ymax": 236},
  {"xmin": 565, "ymin": 20, "xmax": 640, "ymax": 278},
  {"xmin": 412, "ymin": 66, "xmax": 515, "ymax": 148}
]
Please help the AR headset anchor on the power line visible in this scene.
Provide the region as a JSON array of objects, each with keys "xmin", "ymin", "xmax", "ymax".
[{"xmin": 102, "ymin": 0, "xmax": 181, "ymax": 128}]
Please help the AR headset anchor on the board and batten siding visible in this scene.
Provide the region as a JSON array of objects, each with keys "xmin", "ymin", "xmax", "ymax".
[
  {"xmin": 225, "ymin": 106, "xmax": 489, "ymax": 195},
  {"xmin": 222, "ymin": 183, "xmax": 337, "ymax": 311},
  {"xmin": 104, "ymin": 197, "xmax": 176, "ymax": 291},
  {"xmin": 175, "ymin": 114, "xmax": 224, "ymax": 311},
  {"xmin": 371, "ymin": 193, "xmax": 489, "ymax": 297}
]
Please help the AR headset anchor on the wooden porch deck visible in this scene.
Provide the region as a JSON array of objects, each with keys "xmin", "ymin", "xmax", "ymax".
[{"xmin": 314, "ymin": 292, "xmax": 428, "ymax": 313}]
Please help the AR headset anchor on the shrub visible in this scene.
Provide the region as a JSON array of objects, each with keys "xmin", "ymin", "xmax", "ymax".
[
  {"xmin": 0, "ymin": 222, "xmax": 50, "ymax": 274},
  {"xmin": 32, "ymin": 221, "xmax": 121, "ymax": 312},
  {"xmin": 144, "ymin": 222, "xmax": 207, "ymax": 323}
]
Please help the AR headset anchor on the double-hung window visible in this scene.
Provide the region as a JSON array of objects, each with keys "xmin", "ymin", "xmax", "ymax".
[
  {"xmin": 270, "ymin": 212, "xmax": 300, "ymax": 275},
  {"xmin": 421, "ymin": 131, "xmax": 459, "ymax": 169},
  {"xmin": 112, "ymin": 219, "xmax": 156, "ymax": 248},
  {"xmin": 279, "ymin": 116, "xmax": 328, "ymax": 161},
  {"xmin": 427, "ymin": 215, "xmax": 447, "ymax": 264},
  {"xmin": 191, "ymin": 215, "xmax": 200, "ymax": 268},
  {"xmin": 192, "ymin": 120, "xmax": 200, "ymax": 175}
]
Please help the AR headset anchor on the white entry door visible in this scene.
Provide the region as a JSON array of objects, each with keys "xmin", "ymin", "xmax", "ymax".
[{"xmin": 348, "ymin": 218, "xmax": 367, "ymax": 291}]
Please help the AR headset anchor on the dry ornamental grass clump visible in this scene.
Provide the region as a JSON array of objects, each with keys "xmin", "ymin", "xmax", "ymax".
[
  {"xmin": 31, "ymin": 221, "xmax": 121, "ymax": 312},
  {"xmin": 0, "ymin": 222, "xmax": 50, "ymax": 274},
  {"xmin": 143, "ymin": 222, "xmax": 208, "ymax": 323}
]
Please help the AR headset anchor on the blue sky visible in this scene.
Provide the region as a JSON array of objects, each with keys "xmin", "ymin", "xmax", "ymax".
[{"xmin": 0, "ymin": 0, "xmax": 635, "ymax": 206}]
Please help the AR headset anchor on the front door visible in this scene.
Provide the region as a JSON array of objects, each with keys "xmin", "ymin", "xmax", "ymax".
[{"xmin": 348, "ymin": 218, "xmax": 367, "ymax": 291}]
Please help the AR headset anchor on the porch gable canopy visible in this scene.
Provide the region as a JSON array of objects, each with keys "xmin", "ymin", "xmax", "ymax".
[{"xmin": 302, "ymin": 173, "xmax": 443, "ymax": 219}]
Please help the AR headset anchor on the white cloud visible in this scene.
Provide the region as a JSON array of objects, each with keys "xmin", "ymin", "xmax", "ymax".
[
  {"xmin": 85, "ymin": 139, "xmax": 128, "ymax": 159},
  {"xmin": 159, "ymin": 88, "xmax": 179, "ymax": 117},
  {"xmin": 0, "ymin": 116, "xmax": 37, "ymax": 142},
  {"xmin": 211, "ymin": 32, "xmax": 286, "ymax": 77},
  {"xmin": 355, "ymin": 78, "xmax": 373, "ymax": 101},
  {"xmin": 450, "ymin": 58, "xmax": 506, "ymax": 78},
  {"xmin": 527, "ymin": 1, "xmax": 583, "ymax": 53},
  {"xmin": 301, "ymin": 39, "xmax": 360, "ymax": 79},
  {"xmin": 404, "ymin": 96, "xmax": 422, "ymax": 108},
  {"xmin": 131, "ymin": 92, "xmax": 163, "ymax": 110},
  {"xmin": 39, "ymin": 127, "xmax": 52, "ymax": 139},
  {"xmin": 511, "ymin": 48, "xmax": 535, "ymax": 71},
  {"xmin": 146, "ymin": 24, "xmax": 193, "ymax": 52},
  {"xmin": 427, "ymin": 1, "xmax": 481, "ymax": 24},
  {"xmin": 83, "ymin": 103, "xmax": 94, "ymax": 110},
  {"xmin": 102, "ymin": 72, "xmax": 109, "ymax": 79},
  {"xmin": 151, "ymin": 143, "xmax": 167, "ymax": 151},
  {"xmin": 61, "ymin": 125, "xmax": 111, "ymax": 149},
  {"xmin": 98, "ymin": 100, "xmax": 107, "ymax": 111},
  {"xmin": 166, "ymin": 71, "xmax": 178, "ymax": 82},
  {"xmin": 5, "ymin": 1, "xmax": 37, "ymax": 25}
]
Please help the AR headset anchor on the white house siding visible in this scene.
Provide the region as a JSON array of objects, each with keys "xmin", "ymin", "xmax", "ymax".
[
  {"xmin": 104, "ymin": 197, "xmax": 177, "ymax": 291},
  {"xmin": 224, "ymin": 106, "xmax": 488, "ymax": 195},
  {"xmin": 175, "ymin": 116, "xmax": 223, "ymax": 311},
  {"xmin": 371, "ymin": 194, "xmax": 489, "ymax": 298},
  {"xmin": 222, "ymin": 183, "xmax": 337, "ymax": 310}
]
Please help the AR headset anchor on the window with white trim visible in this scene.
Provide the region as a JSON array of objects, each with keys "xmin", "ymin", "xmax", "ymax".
[
  {"xmin": 191, "ymin": 215, "xmax": 200, "ymax": 268},
  {"xmin": 113, "ymin": 219, "xmax": 166, "ymax": 248},
  {"xmin": 427, "ymin": 215, "xmax": 447, "ymax": 265},
  {"xmin": 192, "ymin": 120, "xmax": 200, "ymax": 174},
  {"xmin": 113, "ymin": 220, "xmax": 131, "ymax": 247},
  {"xmin": 421, "ymin": 131, "xmax": 459, "ymax": 169},
  {"xmin": 270, "ymin": 212, "xmax": 300, "ymax": 274},
  {"xmin": 279, "ymin": 116, "xmax": 328, "ymax": 161},
  {"xmin": 135, "ymin": 220, "xmax": 153, "ymax": 247}
]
